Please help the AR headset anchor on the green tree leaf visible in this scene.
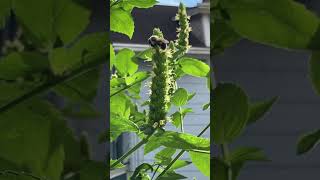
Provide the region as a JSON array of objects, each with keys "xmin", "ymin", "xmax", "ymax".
[
  {"xmin": 110, "ymin": 44, "xmax": 116, "ymax": 69},
  {"xmin": 0, "ymin": 99, "xmax": 65, "ymax": 180},
  {"xmin": 110, "ymin": 113, "xmax": 139, "ymax": 141},
  {"xmin": 14, "ymin": 0, "xmax": 90, "ymax": 46},
  {"xmin": 145, "ymin": 131, "xmax": 210, "ymax": 154},
  {"xmin": 110, "ymin": 159, "xmax": 125, "ymax": 169},
  {"xmin": 0, "ymin": 1, "xmax": 11, "ymax": 28},
  {"xmin": 212, "ymin": 19, "xmax": 241, "ymax": 55},
  {"xmin": 230, "ymin": 147, "xmax": 269, "ymax": 180},
  {"xmin": 158, "ymin": 171, "xmax": 187, "ymax": 180},
  {"xmin": 0, "ymin": 52, "xmax": 49, "ymax": 80},
  {"xmin": 310, "ymin": 51, "xmax": 320, "ymax": 95},
  {"xmin": 135, "ymin": 48, "xmax": 155, "ymax": 61},
  {"xmin": 247, "ymin": 97, "xmax": 278, "ymax": 125},
  {"xmin": 230, "ymin": 147, "xmax": 269, "ymax": 164},
  {"xmin": 202, "ymin": 103, "xmax": 210, "ymax": 111},
  {"xmin": 171, "ymin": 111, "xmax": 182, "ymax": 128},
  {"xmin": 172, "ymin": 88, "xmax": 188, "ymax": 107},
  {"xmin": 169, "ymin": 160, "xmax": 191, "ymax": 170},
  {"xmin": 79, "ymin": 161, "xmax": 106, "ymax": 180},
  {"xmin": 212, "ymin": 83, "xmax": 249, "ymax": 144},
  {"xmin": 189, "ymin": 152, "xmax": 210, "ymax": 177},
  {"xmin": 50, "ymin": 33, "xmax": 107, "ymax": 75},
  {"xmin": 110, "ymin": 8, "xmax": 134, "ymax": 38},
  {"xmin": 115, "ymin": 48, "xmax": 138, "ymax": 76},
  {"xmin": 127, "ymin": 0, "xmax": 157, "ymax": 8},
  {"xmin": 212, "ymin": 157, "xmax": 228, "ymax": 180},
  {"xmin": 297, "ymin": 129, "xmax": 320, "ymax": 155},
  {"xmin": 220, "ymin": 0, "xmax": 319, "ymax": 50},
  {"xmin": 155, "ymin": 148, "xmax": 176, "ymax": 165},
  {"xmin": 130, "ymin": 163, "xmax": 153, "ymax": 180},
  {"xmin": 178, "ymin": 57, "xmax": 210, "ymax": 77}
]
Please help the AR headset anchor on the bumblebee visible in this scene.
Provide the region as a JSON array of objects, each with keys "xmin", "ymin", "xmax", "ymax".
[{"xmin": 148, "ymin": 35, "xmax": 169, "ymax": 50}]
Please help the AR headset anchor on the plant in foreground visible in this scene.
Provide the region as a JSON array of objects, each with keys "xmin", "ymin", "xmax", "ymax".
[{"xmin": 110, "ymin": 3, "xmax": 211, "ymax": 179}]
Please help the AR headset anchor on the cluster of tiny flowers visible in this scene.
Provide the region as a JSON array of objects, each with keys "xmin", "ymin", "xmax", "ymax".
[{"xmin": 148, "ymin": 29, "xmax": 171, "ymax": 129}]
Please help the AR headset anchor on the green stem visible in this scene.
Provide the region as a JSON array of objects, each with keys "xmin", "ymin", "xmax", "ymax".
[
  {"xmin": 151, "ymin": 165, "xmax": 161, "ymax": 180},
  {"xmin": 0, "ymin": 170, "xmax": 46, "ymax": 180},
  {"xmin": 155, "ymin": 123, "xmax": 210, "ymax": 179},
  {"xmin": 179, "ymin": 107, "xmax": 184, "ymax": 132},
  {"xmin": 221, "ymin": 143, "xmax": 232, "ymax": 180},
  {"xmin": 110, "ymin": 134, "xmax": 152, "ymax": 169},
  {"xmin": 0, "ymin": 55, "xmax": 104, "ymax": 114},
  {"xmin": 188, "ymin": 149, "xmax": 210, "ymax": 154}
]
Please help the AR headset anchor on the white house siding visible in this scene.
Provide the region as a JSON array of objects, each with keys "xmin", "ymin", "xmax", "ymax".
[
  {"xmin": 137, "ymin": 59, "xmax": 210, "ymax": 180},
  {"xmin": 214, "ymin": 39, "xmax": 320, "ymax": 180}
]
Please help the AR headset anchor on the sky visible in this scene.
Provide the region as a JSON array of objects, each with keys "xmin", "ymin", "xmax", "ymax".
[{"xmin": 157, "ymin": 0, "xmax": 203, "ymax": 7}]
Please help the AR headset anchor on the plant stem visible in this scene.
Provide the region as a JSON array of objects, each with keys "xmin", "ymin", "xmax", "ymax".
[
  {"xmin": 0, "ymin": 170, "xmax": 46, "ymax": 180},
  {"xmin": 221, "ymin": 143, "xmax": 232, "ymax": 180},
  {"xmin": 151, "ymin": 165, "xmax": 161, "ymax": 180},
  {"xmin": 111, "ymin": 134, "xmax": 152, "ymax": 169},
  {"xmin": 155, "ymin": 123, "xmax": 210, "ymax": 179},
  {"xmin": 179, "ymin": 107, "xmax": 184, "ymax": 132},
  {"xmin": 0, "ymin": 55, "xmax": 104, "ymax": 114}
]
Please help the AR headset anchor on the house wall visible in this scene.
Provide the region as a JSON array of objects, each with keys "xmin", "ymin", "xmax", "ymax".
[{"xmin": 213, "ymin": 39, "xmax": 320, "ymax": 180}]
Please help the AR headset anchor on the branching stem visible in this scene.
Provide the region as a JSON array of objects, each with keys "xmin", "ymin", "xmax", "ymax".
[
  {"xmin": 110, "ymin": 133, "xmax": 153, "ymax": 169},
  {"xmin": 155, "ymin": 123, "xmax": 210, "ymax": 179}
]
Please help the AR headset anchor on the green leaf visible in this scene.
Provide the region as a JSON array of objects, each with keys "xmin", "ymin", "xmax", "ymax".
[
  {"xmin": 110, "ymin": 44, "xmax": 115, "ymax": 69},
  {"xmin": 44, "ymin": 145, "xmax": 65, "ymax": 180},
  {"xmin": 158, "ymin": 171, "xmax": 187, "ymax": 180},
  {"xmin": 111, "ymin": 72, "xmax": 150, "ymax": 97},
  {"xmin": 212, "ymin": 157, "xmax": 228, "ymax": 180},
  {"xmin": 169, "ymin": 160, "xmax": 192, "ymax": 170},
  {"xmin": 111, "ymin": 93, "xmax": 131, "ymax": 119},
  {"xmin": 145, "ymin": 131, "xmax": 210, "ymax": 154},
  {"xmin": 135, "ymin": 48, "xmax": 155, "ymax": 61},
  {"xmin": 127, "ymin": 0, "xmax": 157, "ymax": 8},
  {"xmin": 212, "ymin": 19, "xmax": 241, "ymax": 55},
  {"xmin": 50, "ymin": 33, "xmax": 107, "ymax": 75},
  {"xmin": 155, "ymin": 148, "xmax": 176, "ymax": 165},
  {"xmin": 110, "ymin": 159, "xmax": 125, "ymax": 169},
  {"xmin": 212, "ymin": 83, "xmax": 249, "ymax": 144},
  {"xmin": 14, "ymin": 0, "xmax": 90, "ymax": 46},
  {"xmin": 172, "ymin": 88, "xmax": 188, "ymax": 106},
  {"xmin": 115, "ymin": 48, "xmax": 138, "ymax": 76},
  {"xmin": 220, "ymin": 0, "xmax": 319, "ymax": 50},
  {"xmin": 111, "ymin": 8, "xmax": 134, "ymax": 38},
  {"xmin": 230, "ymin": 147, "xmax": 269, "ymax": 164},
  {"xmin": 0, "ymin": 99, "xmax": 65, "ymax": 180},
  {"xmin": 0, "ymin": 52, "xmax": 49, "ymax": 80},
  {"xmin": 297, "ymin": 129, "xmax": 320, "ymax": 155},
  {"xmin": 55, "ymin": 68, "xmax": 101, "ymax": 102},
  {"xmin": 187, "ymin": 92, "xmax": 196, "ymax": 101},
  {"xmin": 79, "ymin": 161, "xmax": 106, "ymax": 180},
  {"xmin": 171, "ymin": 111, "xmax": 182, "ymax": 128},
  {"xmin": 189, "ymin": 152, "xmax": 210, "ymax": 177},
  {"xmin": 202, "ymin": 103, "xmax": 210, "ymax": 111},
  {"xmin": 0, "ymin": 1, "xmax": 11, "ymax": 28},
  {"xmin": 247, "ymin": 97, "xmax": 278, "ymax": 125},
  {"xmin": 130, "ymin": 163, "xmax": 153, "ymax": 180},
  {"xmin": 230, "ymin": 147, "xmax": 269, "ymax": 180},
  {"xmin": 110, "ymin": 113, "xmax": 139, "ymax": 141},
  {"xmin": 178, "ymin": 57, "xmax": 210, "ymax": 77},
  {"xmin": 310, "ymin": 51, "xmax": 320, "ymax": 95}
]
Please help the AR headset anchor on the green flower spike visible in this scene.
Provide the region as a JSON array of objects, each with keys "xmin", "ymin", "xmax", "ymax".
[{"xmin": 148, "ymin": 28, "xmax": 172, "ymax": 130}]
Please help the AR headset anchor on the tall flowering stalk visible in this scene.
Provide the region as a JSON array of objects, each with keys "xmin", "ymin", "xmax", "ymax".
[
  {"xmin": 148, "ymin": 28, "xmax": 171, "ymax": 129},
  {"xmin": 168, "ymin": 3, "xmax": 191, "ymax": 96}
]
